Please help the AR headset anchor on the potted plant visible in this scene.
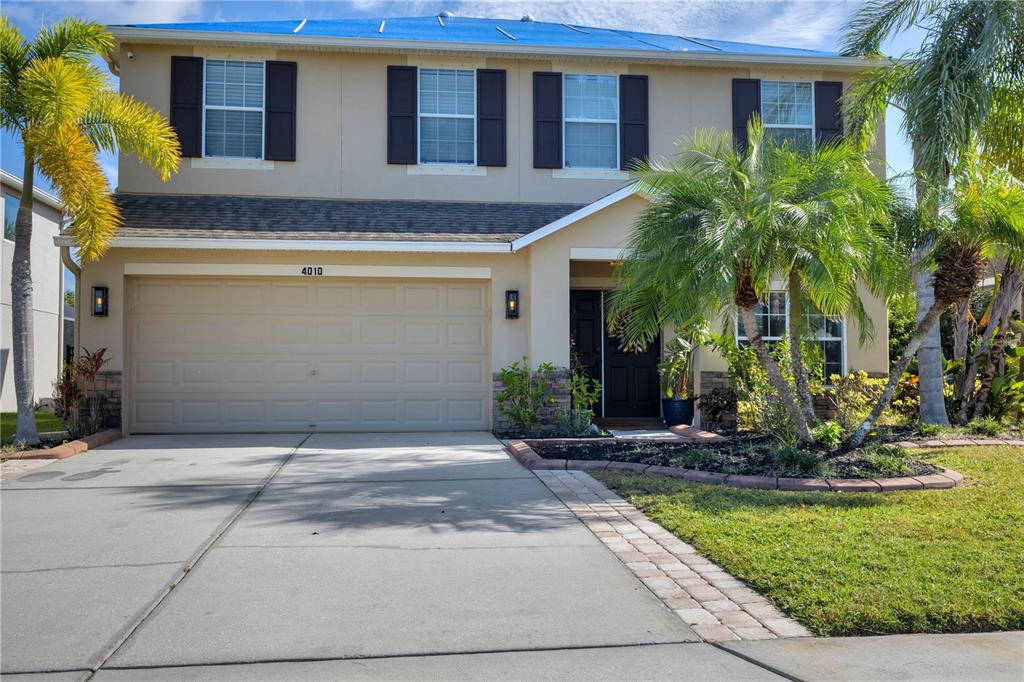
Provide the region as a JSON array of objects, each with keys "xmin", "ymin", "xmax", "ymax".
[{"xmin": 658, "ymin": 331, "xmax": 704, "ymax": 426}]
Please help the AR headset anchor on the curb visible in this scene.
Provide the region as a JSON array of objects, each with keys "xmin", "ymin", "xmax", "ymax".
[
  {"xmin": 506, "ymin": 440, "xmax": 966, "ymax": 493},
  {"xmin": 4, "ymin": 429, "xmax": 122, "ymax": 461}
]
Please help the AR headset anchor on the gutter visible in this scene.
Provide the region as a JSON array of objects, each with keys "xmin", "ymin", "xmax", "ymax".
[
  {"xmin": 108, "ymin": 27, "xmax": 881, "ymax": 71},
  {"xmin": 53, "ymin": 235, "xmax": 515, "ymax": 253}
]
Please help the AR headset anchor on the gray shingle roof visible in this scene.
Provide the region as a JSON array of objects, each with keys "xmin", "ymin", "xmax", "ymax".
[{"xmin": 105, "ymin": 194, "xmax": 587, "ymax": 243}]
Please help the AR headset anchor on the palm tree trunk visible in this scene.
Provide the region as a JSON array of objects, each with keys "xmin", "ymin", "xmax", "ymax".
[
  {"xmin": 914, "ymin": 268, "xmax": 950, "ymax": 426},
  {"xmin": 956, "ymin": 264, "xmax": 1021, "ymax": 423},
  {"xmin": 787, "ymin": 271, "xmax": 817, "ymax": 424},
  {"xmin": 12, "ymin": 150, "xmax": 39, "ymax": 445},
  {"xmin": 952, "ymin": 296, "xmax": 970, "ymax": 363},
  {"xmin": 738, "ymin": 304, "xmax": 814, "ymax": 445},
  {"xmin": 970, "ymin": 266, "xmax": 1022, "ymax": 419},
  {"xmin": 849, "ymin": 299, "xmax": 946, "ymax": 447}
]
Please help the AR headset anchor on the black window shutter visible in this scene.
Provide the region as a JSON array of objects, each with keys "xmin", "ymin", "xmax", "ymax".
[
  {"xmin": 477, "ymin": 69, "xmax": 506, "ymax": 167},
  {"xmin": 264, "ymin": 61, "xmax": 297, "ymax": 161},
  {"xmin": 170, "ymin": 56, "xmax": 203, "ymax": 158},
  {"xmin": 731, "ymin": 78, "xmax": 761, "ymax": 153},
  {"xmin": 387, "ymin": 66, "xmax": 417, "ymax": 164},
  {"xmin": 619, "ymin": 74, "xmax": 648, "ymax": 170},
  {"xmin": 814, "ymin": 81, "xmax": 844, "ymax": 145},
  {"xmin": 533, "ymin": 72, "xmax": 562, "ymax": 169}
]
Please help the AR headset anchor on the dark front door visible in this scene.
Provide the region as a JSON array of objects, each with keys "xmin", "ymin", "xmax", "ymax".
[
  {"xmin": 569, "ymin": 290, "xmax": 660, "ymax": 419},
  {"xmin": 604, "ymin": 328, "xmax": 660, "ymax": 418},
  {"xmin": 570, "ymin": 289, "xmax": 602, "ymax": 384}
]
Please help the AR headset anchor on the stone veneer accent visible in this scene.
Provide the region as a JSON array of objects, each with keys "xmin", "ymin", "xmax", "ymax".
[
  {"xmin": 492, "ymin": 367, "xmax": 570, "ymax": 435},
  {"xmin": 81, "ymin": 370, "xmax": 122, "ymax": 429}
]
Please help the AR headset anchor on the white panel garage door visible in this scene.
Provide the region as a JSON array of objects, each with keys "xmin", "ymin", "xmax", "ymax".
[{"xmin": 126, "ymin": 277, "xmax": 490, "ymax": 433}]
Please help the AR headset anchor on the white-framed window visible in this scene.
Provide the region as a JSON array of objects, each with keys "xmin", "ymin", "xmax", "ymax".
[
  {"xmin": 761, "ymin": 81, "xmax": 814, "ymax": 151},
  {"xmin": 418, "ymin": 68, "xmax": 476, "ymax": 165},
  {"xmin": 204, "ymin": 59, "xmax": 265, "ymax": 159},
  {"xmin": 563, "ymin": 74, "xmax": 618, "ymax": 169},
  {"xmin": 3, "ymin": 192, "xmax": 19, "ymax": 242},
  {"xmin": 736, "ymin": 291, "xmax": 845, "ymax": 381}
]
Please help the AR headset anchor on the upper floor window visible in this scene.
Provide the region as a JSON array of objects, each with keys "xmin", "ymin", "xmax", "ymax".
[
  {"xmin": 563, "ymin": 74, "xmax": 618, "ymax": 169},
  {"xmin": 419, "ymin": 68, "xmax": 475, "ymax": 165},
  {"xmin": 204, "ymin": 59, "xmax": 264, "ymax": 159},
  {"xmin": 737, "ymin": 291, "xmax": 845, "ymax": 381},
  {"xmin": 761, "ymin": 81, "xmax": 813, "ymax": 151},
  {"xmin": 3, "ymin": 193, "xmax": 19, "ymax": 241}
]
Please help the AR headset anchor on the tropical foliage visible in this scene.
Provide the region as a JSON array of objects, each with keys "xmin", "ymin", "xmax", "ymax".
[
  {"xmin": 0, "ymin": 17, "xmax": 179, "ymax": 444},
  {"xmin": 608, "ymin": 119, "xmax": 894, "ymax": 446}
]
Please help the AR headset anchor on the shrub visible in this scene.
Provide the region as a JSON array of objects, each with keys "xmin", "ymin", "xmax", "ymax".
[
  {"xmin": 969, "ymin": 417, "xmax": 1003, "ymax": 437},
  {"xmin": 52, "ymin": 348, "xmax": 111, "ymax": 438},
  {"xmin": 696, "ymin": 387, "xmax": 737, "ymax": 431},
  {"xmin": 916, "ymin": 422, "xmax": 942, "ymax": 437},
  {"xmin": 812, "ymin": 421, "xmax": 844, "ymax": 447},
  {"xmin": 495, "ymin": 358, "xmax": 556, "ymax": 437}
]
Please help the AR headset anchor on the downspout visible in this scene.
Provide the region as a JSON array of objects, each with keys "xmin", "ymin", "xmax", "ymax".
[{"xmin": 60, "ymin": 238, "xmax": 81, "ymax": 362}]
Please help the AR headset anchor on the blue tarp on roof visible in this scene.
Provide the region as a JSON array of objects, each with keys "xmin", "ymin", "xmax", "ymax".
[{"xmin": 120, "ymin": 15, "xmax": 836, "ymax": 57}]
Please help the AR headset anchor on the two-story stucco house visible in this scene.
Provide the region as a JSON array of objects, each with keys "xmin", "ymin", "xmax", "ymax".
[
  {"xmin": 2, "ymin": 170, "xmax": 68, "ymax": 413},
  {"xmin": 63, "ymin": 14, "xmax": 888, "ymax": 434}
]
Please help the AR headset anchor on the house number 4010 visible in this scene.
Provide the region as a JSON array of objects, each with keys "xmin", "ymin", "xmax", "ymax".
[{"xmin": 300, "ymin": 266, "xmax": 324, "ymax": 276}]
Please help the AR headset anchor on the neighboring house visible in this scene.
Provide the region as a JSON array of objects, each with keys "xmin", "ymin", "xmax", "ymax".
[
  {"xmin": 64, "ymin": 14, "xmax": 888, "ymax": 434},
  {"xmin": 2, "ymin": 170, "xmax": 66, "ymax": 412}
]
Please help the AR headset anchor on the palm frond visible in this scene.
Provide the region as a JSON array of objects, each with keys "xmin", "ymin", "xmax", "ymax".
[
  {"xmin": 82, "ymin": 91, "xmax": 181, "ymax": 180},
  {"xmin": 30, "ymin": 18, "xmax": 113, "ymax": 63}
]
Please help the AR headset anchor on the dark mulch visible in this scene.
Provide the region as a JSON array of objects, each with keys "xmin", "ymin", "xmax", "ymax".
[{"xmin": 527, "ymin": 435, "xmax": 943, "ymax": 479}]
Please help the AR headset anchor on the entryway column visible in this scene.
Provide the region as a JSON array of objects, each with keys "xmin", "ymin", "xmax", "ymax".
[{"xmin": 528, "ymin": 245, "xmax": 570, "ymax": 369}]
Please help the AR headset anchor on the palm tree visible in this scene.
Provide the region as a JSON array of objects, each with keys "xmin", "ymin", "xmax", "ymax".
[
  {"xmin": 1, "ymin": 18, "xmax": 179, "ymax": 444},
  {"xmin": 607, "ymin": 120, "xmax": 894, "ymax": 446},
  {"xmin": 848, "ymin": 159, "xmax": 1024, "ymax": 445},
  {"xmin": 842, "ymin": 0, "xmax": 1024, "ymax": 426}
]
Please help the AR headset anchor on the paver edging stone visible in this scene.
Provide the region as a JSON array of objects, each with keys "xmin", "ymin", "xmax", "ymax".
[
  {"xmin": 3, "ymin": 429, "xmax": 121, "ymax": 460},
  {"xmin": 506, "ymin": 439, "xmax": 966, "ymax": 493}
]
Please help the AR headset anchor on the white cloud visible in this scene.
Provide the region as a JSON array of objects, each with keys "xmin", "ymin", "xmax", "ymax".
[{"xmin": 4, "ymin": 0, "xmax": 204, "ymax": 30}]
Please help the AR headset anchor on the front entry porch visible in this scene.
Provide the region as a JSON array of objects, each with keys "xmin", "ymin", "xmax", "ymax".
[{"xmin": 570, "ymin": 289, "xmax": 661, "ymax": 420}]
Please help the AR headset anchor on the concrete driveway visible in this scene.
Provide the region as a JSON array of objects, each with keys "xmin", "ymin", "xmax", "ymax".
[{"xmin": 1, "ymin": 432, "xmax": 780, "ymax": 680}]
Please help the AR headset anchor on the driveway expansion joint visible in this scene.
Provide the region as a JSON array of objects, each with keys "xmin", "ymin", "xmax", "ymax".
[
  {"xmin": 82, "ymin": 432, "xmax": 314, "ymax": 679},
  {"xmin": 533, "ymin": 469, "xmax": 812, "ymax": 643}
]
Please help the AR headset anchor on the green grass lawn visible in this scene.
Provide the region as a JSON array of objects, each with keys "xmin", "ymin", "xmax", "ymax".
[
  {"xmin": 595, "ymin": 446, "xmax": 1024, "ymax": 636},
  {"xmin": 1, "ymin": 411, "xmax": 67, "ymax": 443}
]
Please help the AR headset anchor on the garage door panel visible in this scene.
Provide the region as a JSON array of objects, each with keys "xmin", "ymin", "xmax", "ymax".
[{"xmin": 128, "ymin": 278, "xmax": 490, "ymax": 432}]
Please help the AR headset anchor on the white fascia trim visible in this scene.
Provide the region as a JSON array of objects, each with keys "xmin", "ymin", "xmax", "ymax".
[
  {"xmin": 0, "ymin": 169, "xmax": 63, "ymax": 211},
  {"xmin": 109, "ymin": 27, "xmax": 881, "ymax": 70},
  {"xmin": 124, "ymin": 263, "xmax": 492, "ymax": 279},
  {"xmin": 511, "ymin": 184, "xmax": 638, "ymax": 252},
  {"xmin": 570, "ymin": 247, "xmax": 626, "ymax": 260},
  {"xmin": 52, "ymin": 236, "xmax": 513, "ymax": 253}
]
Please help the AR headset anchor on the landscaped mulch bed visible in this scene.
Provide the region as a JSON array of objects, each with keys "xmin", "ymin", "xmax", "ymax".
[
  {"xmin": 1, "ymin": 429, "xmax": 121, "ymax": 461},
  {"xmin": 525, "ymin": 435, "xmax": 943, "ymax": 479}
]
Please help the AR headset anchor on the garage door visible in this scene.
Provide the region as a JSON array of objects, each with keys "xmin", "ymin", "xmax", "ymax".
[{"xmin": 126, "ymin": 277, "xmax": 490, "ymax": 433}]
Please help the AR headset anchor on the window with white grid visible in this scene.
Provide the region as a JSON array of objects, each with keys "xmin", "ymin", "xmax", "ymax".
[
  {"xmin": 419, "ymin": 68, "xmax": 475, "ymax": 165},
  {"xmin": 736, "ymin": 292, "xmax": 845, "ymax": 381},
  {"xmin": 204, "ymin": 59, "xmax": 264, "ymax": 159},
  {"xmin": 761, "ymin": 81, "xmax": 813, "ymax": 151},
  {"xmin": 563, "ymin": 74, "xmax": 618, "ymax": 169}
]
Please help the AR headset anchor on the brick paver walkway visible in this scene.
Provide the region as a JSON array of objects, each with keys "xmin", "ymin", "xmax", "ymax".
[{"xmin": 535, "ymin": 469, "xmax": 812, "ymax": 643}]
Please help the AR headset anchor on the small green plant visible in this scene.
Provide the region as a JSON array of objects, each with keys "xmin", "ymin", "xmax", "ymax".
[
  {"xmin": 670, "ymin": 447, "xmax": 721, "ymax": 470},
  {"xmin": 812, "ymin": 421, "xmax": 844, "ymax": 448},
  {"xmin": 916, "ymin": 422, "xmax": 943, "ymax": 437},
  {"xmin": 658, "ymin": 328, "xmax": 706, "ymax": 399},
  {"xmin": 561, "ymin": 370, "xmax": 603, "ymax": 436},
  {"xmin": 861, "ymin": 443, "xmax": 913, "ymax": 477},
  {"xmin": 773, "ymin": 446, "xmax": 826, "ymax": 476},
  {"xmin": 696, "ymin": 387, "xmax": 737, "ymax": 431},
  {"xmin": 495, "ymin": 357, "xmax": 556, "ymax": 437},
  {"xmin": 969, "ymin": 417, "xmax": 1003, "ymax": 437}
]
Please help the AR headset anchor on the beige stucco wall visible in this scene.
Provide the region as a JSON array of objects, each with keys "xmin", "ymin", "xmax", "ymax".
[
  {"xmin": 1, "ymin": 182, "xmax": 65, "ymax": 412},
  {"xmin": 115, "ymin": 43, "xmax": 879, "ymax": 205}
]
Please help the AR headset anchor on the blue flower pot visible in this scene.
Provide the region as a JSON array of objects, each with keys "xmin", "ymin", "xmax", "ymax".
[{"xmin": 662, "ymin": 398, "xmax": 694, "ymax": 427}]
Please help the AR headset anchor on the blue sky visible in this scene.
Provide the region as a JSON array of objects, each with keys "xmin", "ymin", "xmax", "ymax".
[{"xmin": 1, "ymin": 0, "xmax": 920, "ymax": 192}]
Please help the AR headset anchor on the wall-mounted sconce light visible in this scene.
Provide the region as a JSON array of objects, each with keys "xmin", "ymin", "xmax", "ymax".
[
  {"xmin": 92, "ymin": 286, "xmax": 109, "ymax": 317},
  {"xmin": 505, "ymin": 290, "xmax": 520, "ymax": 319}
]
